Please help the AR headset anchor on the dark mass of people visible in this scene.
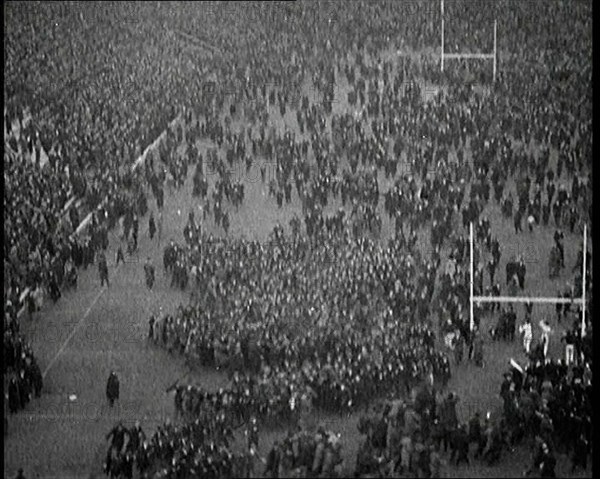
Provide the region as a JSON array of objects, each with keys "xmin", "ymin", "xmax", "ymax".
[{"xmin": 4, "ymin": 0, "xmax": 592, "ymax": 478}]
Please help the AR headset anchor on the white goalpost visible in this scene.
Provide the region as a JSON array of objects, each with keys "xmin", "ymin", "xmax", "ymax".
[
  {"xmin": 440, "ymin": 0, "xmax": 498, "ymax": 82},
  {"xmin": 469, "ymin": 223, "xmax": 589, "ymax": 338}
]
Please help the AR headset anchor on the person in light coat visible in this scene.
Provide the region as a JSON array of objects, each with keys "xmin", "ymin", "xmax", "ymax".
[
  {"xmin": 519, "ymin": 318, "xmax": 533, "ymax": 355},
  {"xmin": 539, "ymin": 319, "xmax": 553, "ymax": 358}
]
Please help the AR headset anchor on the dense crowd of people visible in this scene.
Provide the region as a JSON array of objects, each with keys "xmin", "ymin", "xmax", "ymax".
[
  {"xmin": 499, "ymin": 336, "xmax": 593, "ymax": 477},
  {"xmin": 4, "ymin": 317, "xmax": 43, "ymax": 421},
  {"xmin": 157, "ymin": 228, "xmax": 450, "ymax": 414},
  {"xmin": 5, "ymin": 1, "xmax": 592, "ymax": 477}
]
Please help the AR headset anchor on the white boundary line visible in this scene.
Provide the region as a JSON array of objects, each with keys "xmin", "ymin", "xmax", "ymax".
[
  {"xmin": 41, "ymin": 116, "xmax": 183, "ymax": 379},
  {"xmin": 42, "ymin": 284, "xmax": 108, "ymax": 378},
  {"xmin": 42, "ymin": 213, "xmax": 156, "ymax": 379}
]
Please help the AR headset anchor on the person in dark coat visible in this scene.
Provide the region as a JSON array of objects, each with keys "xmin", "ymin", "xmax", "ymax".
[
  {"xmin": 144, "ymin": 258, "xmax": 155, "ymax": 290},
  {"xmin": 132, "ymin": 215, "xmax": 139, "ymax": 243},
  {"xmin": 148, "ymin": 316, "xmax": 155, "ymax": 344},
  {"xmin": 439, "ymin": 392, "xmax": 459, "ymax": 452},
  {"xmin": 514, "ymin": 209, "xmax": 523, "ymax": 233},
  {"xmin": 8, "ymin": 377, "xmax": 20, "ymax": 413},
  {"xmin": 115, "ymin": 245, "xmax": 125, "ymax": 265},
  {"xmin": 18, "ymin": 370, "xmax": 30, "ymax": 409},
  {"xmin": 47, "ymin": 272, "xmax": 61, "ymax": 303},
  {"xmin": 106, "ymin": 371, "xmax": 120, "ymax": 407},
  {"xmin": 540, "ymin": 443, "xmax": 557, "ymax": 478},
  {"xmin": 98, "ymin": 252, "xmax": 109, "ymax": 287},
  {"xmin": 451, "ymin": 424, "xmax": 470, "ymax": 466},
  {"xmin": 149, "ymin": 213, "xmax": 156, "ymax": 240},
  {"xmin": 570, "ymin": 433, "xmax": 589, "ymax": 473},
  {"xmin": 28, "ymin": 358, "xmax": 43, "ymax": 397},
  {"xmin": 468, "ymin": 412, "xmax": 484, "ymax": 455},
  {"xmin": 106, "ymin": 421, "xmax": 128, "ymax": 452},
  {"xmin": 128, "ymin": 420, "xmax": 146, "ymax": 455}
]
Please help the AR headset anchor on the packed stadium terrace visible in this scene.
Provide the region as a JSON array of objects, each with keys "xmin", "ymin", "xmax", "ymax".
[{"xmin": 4, "ymin": 1, "xmax": 592, "ymax": 478}]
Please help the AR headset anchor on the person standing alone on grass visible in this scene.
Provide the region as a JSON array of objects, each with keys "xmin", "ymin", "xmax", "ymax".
[
  {"xmin": 149, "ymin": 212, "xmax": 156, "ymax": 241},
  {"xmin": 148, "ymin": 315, "xmax": 156, "ymax": 345},
  {"xmin": 99, "ymin": 251, "xmax": 109, "ymax": 287},
  {"xmin": 157, "ymin": 211, "xmax": 163, "ymax": 245},
  {"xmin": 144, "ymin": 257, "xmax": 155, "ymax": 290},
  {"xmin": 106, "ymin": 371, "xmax": 120, "ymax": 407},
  {"xmin": 115, "ymin": 243, "xmax": 125, "ymax": 265}
]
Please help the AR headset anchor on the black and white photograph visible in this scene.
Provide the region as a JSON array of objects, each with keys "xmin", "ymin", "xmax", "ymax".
[{"xmin": 3, "ymin": 1, "xmax": 592, "ymax": 477}]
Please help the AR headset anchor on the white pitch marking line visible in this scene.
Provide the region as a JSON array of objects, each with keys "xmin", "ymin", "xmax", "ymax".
[
  {"xmin": 42, "ymin": 284, "xmax": 108, "ymax": 379},
  {"xmin": 41, "ymin": 119, "xmax": 184, "ymax": 380}
]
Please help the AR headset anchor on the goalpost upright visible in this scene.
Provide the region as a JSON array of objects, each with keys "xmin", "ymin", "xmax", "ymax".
[
  {"xmin": 469, "ymin": 222, "xmax": 474, "ymax": 332},
  {"xmin": 582, "ymin": 224, "xmax": 587, "ymax": 337},
  {"xmin": 441, "ymin": 0, "xmax": 444, "ymax": 72}
]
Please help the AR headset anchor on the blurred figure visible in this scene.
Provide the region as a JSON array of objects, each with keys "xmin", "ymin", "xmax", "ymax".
[{"xmin": 106, "ymin": 371, "xmax": 120, "ymax": 407}]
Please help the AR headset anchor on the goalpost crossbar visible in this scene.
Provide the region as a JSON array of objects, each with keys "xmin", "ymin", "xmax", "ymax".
[
  {"xmin": 473, "ymin": 296, "xmax": 585, "ymax": 305},
  {"xmin": 443, "ymin": 53, "xmax": 495, "ymax": 59}
]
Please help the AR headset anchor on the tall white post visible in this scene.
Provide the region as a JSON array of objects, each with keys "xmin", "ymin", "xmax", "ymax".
[
  {"xmin": 582, "ymin": 224, "xmax": 587, "ymax": 337},
  {"xmin": 440, "ymin": 0, "xmax": 444, "ymax": 72},
  {"xmin": 441, "ymin": 18, "xmax": 445, "ymax": 72},
  {"xmin": 470, "ymin": 222, "xmax": 474, "ymax": 332},
  {"xmin": 493, "ymin": 20, "xmax": 497, "ymax": 82}
]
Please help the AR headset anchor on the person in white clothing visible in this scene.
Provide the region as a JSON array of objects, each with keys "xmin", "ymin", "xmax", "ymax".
[
  {"xmin": 519, "ymin": 318, "xmax": 533, "ymax": 355},
  {"xmin": 539, "ymin": 319, "xmax": 553, "ymax": 358}
]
